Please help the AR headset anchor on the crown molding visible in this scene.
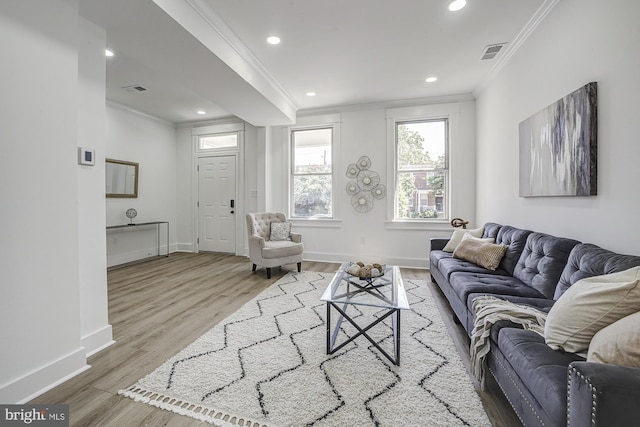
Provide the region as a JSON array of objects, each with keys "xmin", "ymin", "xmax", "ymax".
[
  {"xmin": 105, "ymin": 100, "xmax": 176, "ymax": 127},
  {"xmin": 473, "ymin": 0, "xmax": 561, "ymax": 97},
  {"xmin": 297, "ymin": 93, "xmax": 476, "ymax": 118},
  {"xmin": 182, "ymin": 0, "xmax": 299, "ymax": 111}
]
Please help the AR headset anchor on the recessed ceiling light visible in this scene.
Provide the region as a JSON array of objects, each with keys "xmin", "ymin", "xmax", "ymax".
[
  {"xmin": 425, "ymin": 76, "xmax": 438, "ymax": 83},
  {"xmin": 266, "ymin": 36, "xmax": 281, "ymax": 45},
  {"xmin": 448, "ymin": 0, "xmax": 467, "ymax": 12},
  {"xmin": 197, "ymin": 110, "xmax": 206, "ymax": 115},
  {"xmin": 105, "ymin": 49, "xmax": 114, "ymax": 57},
  {"xmin": 306, "ymin": 92, "xmax": 316, "ymax": 97}
]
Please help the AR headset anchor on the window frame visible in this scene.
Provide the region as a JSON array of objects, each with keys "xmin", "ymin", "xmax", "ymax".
[
  {"xmin": 289, "ymin": 125, "xmax": 334, "ymax": 219},
  {"xmin": 393, "ymin": 118, "xmax": 450, "ymax": 221},
  {"xmin": 287, "ymin": 115, "xmax": 341, "ymax": 221}
]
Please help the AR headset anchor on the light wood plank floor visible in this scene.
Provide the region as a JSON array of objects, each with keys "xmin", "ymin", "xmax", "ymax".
[{"xmin": 30, "ymin": 252, "xmax": 521, "ymax": 426}]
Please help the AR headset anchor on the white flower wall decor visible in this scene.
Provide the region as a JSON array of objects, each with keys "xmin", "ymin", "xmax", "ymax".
[{"xmin": 345, "ymin": 155, "xmax": 386, "ymax": 213}]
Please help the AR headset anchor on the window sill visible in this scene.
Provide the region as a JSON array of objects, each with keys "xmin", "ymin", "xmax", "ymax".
[
  {"xmin": 289, "ymin": 218, "xmax": 343, "ymax": 228},
  {"xmin": 384, "ymin": 219, "xmax": 452, "ymax": 231}
]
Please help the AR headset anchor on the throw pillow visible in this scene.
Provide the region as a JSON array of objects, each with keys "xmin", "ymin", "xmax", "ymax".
[
  {"xmin": 442, "ymin": 226, "xmax": 484, "ymax": 252},
  {"xmin": 270, "ymin": 222, "xmax": 292, "ymax": 241},
  {"xmin": 544, "ymin": 266, "xmax": 640, "ymax": 353},
  {"xmin": 452, "ymin": 237, "xmax": 508, "ymax": 271},
  {"xmin": 587, "ymin": 310, "xmax": 640, "ymax": 368}
]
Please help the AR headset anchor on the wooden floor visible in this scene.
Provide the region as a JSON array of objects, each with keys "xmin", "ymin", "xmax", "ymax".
[{"xmin": 31, "ymin": 253, "xmax": 521, "ymax": 426}]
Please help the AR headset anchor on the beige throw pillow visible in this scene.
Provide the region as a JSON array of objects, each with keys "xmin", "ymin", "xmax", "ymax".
[
  {"xmin": 442, "ymin": 226, "xmax": 484, "ymax": 252},
  {"xmin": 452, "ymin": 236, "xmax": 507, "ymax": 271},
  {"xmin": 545, "ymin": 266, "xmax": 640, "ymax": 353},
  {"xmin": 587, "ymin": 310, "xmax": 640, "ymax": 368}
]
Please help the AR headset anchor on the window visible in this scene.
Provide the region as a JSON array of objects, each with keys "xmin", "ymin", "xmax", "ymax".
[
  {"xmin": 199, "ymin": 132, "xmax": 238, "ymax": 150},
  {"xmin": 291, "ymin": 127, "xmax": 333, "ymax": 218},
  {"xmin": 395, "ymin": 119, "xmax": 448, "ymax": 220}
]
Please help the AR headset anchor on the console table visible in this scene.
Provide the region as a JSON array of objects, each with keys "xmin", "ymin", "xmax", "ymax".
[{"xmin": 106, "ymin": 221, "xmax": 170, "ymax": 259}]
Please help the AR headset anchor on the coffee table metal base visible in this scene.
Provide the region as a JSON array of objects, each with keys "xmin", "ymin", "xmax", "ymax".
[{"xmin": 326, "ymin": 301, "xmax": 401, "ymax": 366}]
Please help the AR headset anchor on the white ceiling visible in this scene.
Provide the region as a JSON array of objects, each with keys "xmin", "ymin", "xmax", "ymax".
[{"xmin": 80, "ymin": 0, "xmax": 549, "ymax": 125}]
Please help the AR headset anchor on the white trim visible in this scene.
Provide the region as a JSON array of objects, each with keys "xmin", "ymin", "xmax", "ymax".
[
  {"xmin": 474, "ymin": 0, "xmax": 561, "ymax": 96},
  {"xmin": 192, "ymin": 123, "xmax": 245, "ymax": 256},
  {"xmin": 286, "ymin": 114, "xmax": 342, "ymax": 220},
  {"xmin": 106, "ymin": 100, "xmax": 176, "ymax": 127},
  {"xmin": 81, "ymin": 325, "xmax": 115, "ymax": 357},
  {"xmin": 298, "ymin": 94, "xmax": 475, "ymax": 118},
  {"xmin": 160, "ymin": 0, "xmax": 298, "ymax": 113},
  {"xmin": 0, "ymin": 348, "xmax": 89, "ymax": 404},
  {"xmin": 386, "ymin": 103, "xmax": 460, "ymax": 222}
]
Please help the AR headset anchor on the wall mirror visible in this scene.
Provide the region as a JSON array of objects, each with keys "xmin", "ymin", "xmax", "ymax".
[{"xmin": 106, "ymin": 158, "xmax": 139, "ymax": 198}]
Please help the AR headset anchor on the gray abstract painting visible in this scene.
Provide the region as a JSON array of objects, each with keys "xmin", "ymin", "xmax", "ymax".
[{"xmin": 519, "ymin": 82, "xmax": 597, "ymax": 197}]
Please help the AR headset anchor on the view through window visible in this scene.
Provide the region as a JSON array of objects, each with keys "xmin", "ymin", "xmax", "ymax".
[
  {"xmin": 291, "ymin": 127, "xmax": 333, "ymax": 217},
  {"xmin": 395, "ymin": 119, "xmax": 448, "ymax": 219}
]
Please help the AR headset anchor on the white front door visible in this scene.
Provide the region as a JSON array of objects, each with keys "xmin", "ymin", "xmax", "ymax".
[{"xmin": 198, "ymin": 156, "xmax": 236, "ymax": 253}]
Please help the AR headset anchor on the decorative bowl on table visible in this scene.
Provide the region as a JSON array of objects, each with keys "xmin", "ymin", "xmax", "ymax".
[{"xmin": 346, "ymin": 262, "xmax": 385, "ymax": 278}]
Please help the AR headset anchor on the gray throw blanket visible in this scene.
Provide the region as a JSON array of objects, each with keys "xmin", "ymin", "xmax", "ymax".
[{"xmin": 470, "ymin": 296, "xmax": 547, "ymax": 389}]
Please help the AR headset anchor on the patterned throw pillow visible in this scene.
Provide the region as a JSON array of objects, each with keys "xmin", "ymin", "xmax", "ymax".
[
  {"xmin": 453, "ymin": 237, "xmax": 507, "ymax": 271},
  {"xmin": 270, "ymin": 222, "xmax": 292, "ymax": 241}
]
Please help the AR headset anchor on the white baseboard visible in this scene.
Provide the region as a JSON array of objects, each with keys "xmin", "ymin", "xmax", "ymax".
[
  {"xmin": 0, "ymin": 348, "xmax": 89, "ymax": 404},
  {"xmin": 82, "ymin": 325, "xmax": 115, "ymax": 358},
  {"xmin": 303, "ymin": 251, "xmax": 429, "ymax": 269}
]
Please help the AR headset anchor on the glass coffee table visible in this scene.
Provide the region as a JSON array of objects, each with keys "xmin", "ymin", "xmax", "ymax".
[{"xmin": 320, "ymin": 262, "xmax": 410, "ymax": 365}]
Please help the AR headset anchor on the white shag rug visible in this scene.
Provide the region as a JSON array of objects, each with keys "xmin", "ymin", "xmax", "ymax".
[{"xmin": 119, "ymin": 271, "xmax": 490, "ymax": 427}]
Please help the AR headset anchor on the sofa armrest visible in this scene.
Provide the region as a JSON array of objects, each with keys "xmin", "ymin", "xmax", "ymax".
[
  {"xmin": 290, "ymin": 232, "xmax": 302, "ymax": 243},
  {"xmin": 568, "ymin": 362, "xmax": 640, "ymax": 427},
  {"xmin": 430, "ymin": 238, "xmax": 449, "ymax": 251}
]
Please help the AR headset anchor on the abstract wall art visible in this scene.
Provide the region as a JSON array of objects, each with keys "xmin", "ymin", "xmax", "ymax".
[{"xmin": 519, "ymin": 82, "xmax": 597, "ymax": 197}]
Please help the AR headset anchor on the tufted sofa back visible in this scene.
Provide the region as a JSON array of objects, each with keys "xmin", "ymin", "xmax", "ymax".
[
  {"xmin": 554, "ymin": 243, "xmax": 640, "ymax": 300},
  {"xmin": 246, "ymin": 212, "xmax": 286, "ymax": 240},
  {"xmin": 482, "ymin": 222, "xmax": 502, "ymax": 240},
  {"xmin": 513, "ymin": 232, "xmax": 581, "ymax": 298},
  {"xmin": 494, "ymin": 226, "xmax": 533, "ymax": 275}
]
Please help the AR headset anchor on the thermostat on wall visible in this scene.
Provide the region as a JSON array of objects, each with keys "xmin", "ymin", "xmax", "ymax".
[{"xmin": 78, "ymin": 147, "xmax": 95, "ymax": 166}]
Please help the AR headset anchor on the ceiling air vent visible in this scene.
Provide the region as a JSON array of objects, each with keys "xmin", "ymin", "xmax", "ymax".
[
  {"xmin": 122, "ymin": 85, "xmax": 147, "ymax": 93},
  {"xmin": 480, "ymin": 43, "xmax": 507, "ymax": 60}
]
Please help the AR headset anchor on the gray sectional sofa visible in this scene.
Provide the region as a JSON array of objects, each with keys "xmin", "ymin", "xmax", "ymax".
[{"xmin": 429, "ymin": 222, "xmax": 640, "ymax": 427}]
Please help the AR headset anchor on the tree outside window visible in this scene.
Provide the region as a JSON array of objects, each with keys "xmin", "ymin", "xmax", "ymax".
[
  {"xmin": 395, "ymin": 120, "xmax": 448, "ymax": 219},
  {"xmin": 291, "ymin": 127, "xmax": 333, "ymax": 217}
]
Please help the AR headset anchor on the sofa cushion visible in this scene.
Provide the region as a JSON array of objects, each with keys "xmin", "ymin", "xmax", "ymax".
[
  {"xmin": 429, "ymin": 249, "xmax": 452, "ymax": 271},
  {"xmin": 545, "ymin": 267, "xmax": 640, "ymax": 353},
  {"xmin": 555, "ymin": 243, "xmax": 640, "ymax": 300},
  {"xmin": 442, "ymin": 226, "xmax": 484, "ymax": 252},
  {"xmin": 513, "ymin": 232, "xmax": 581, "ymax": 299},
  {"xmin": 437, "ymin": 257, "xmax": 509, "ymax": 280},
  {"xmin": 451, "ymin": 272, "xmax": 545, "ymax": 306},
  {"xmin": 453, "ymin": 237, "xmax": 507, "ymax": 271},
  {"xmin": 495, "ymin": 328, "xmax": 585, "ymax": 426},
  {"xmin": 587, "ymin": 311, "xmax": 640, "ymax": 368}
]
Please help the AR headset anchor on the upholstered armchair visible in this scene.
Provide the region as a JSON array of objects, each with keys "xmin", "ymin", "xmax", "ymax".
[{"xmin": 246, "ymin": 212, "xmax": 303, "ymax": 279}]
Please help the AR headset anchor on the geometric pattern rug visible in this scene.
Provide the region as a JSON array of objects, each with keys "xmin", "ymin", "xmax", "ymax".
[{"xmin": 119, "ymin": 271, "xmax": 490, "ymax": 426}]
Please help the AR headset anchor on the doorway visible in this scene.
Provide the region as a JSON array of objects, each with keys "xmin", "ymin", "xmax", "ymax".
[{"xmin": 197, "ymin": 156, "xmax": 236, "ymax": 253}]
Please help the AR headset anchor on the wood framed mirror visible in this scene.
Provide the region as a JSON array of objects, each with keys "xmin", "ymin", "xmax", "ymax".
[{"xmin": 106, "ymin": 158, "xmax": 139, "ymax": 198}]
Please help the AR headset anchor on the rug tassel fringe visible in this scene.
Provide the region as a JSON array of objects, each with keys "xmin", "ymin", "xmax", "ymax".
[{"xmin": 118, "ymin": 386, "xmax": 268, "ymax": 427}]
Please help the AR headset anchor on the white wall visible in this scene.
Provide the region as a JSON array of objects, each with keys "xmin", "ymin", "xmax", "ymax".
[
  {"xmin": 105, "ymin": 106, "xmax": 178, "ymax": 266},
  {"xmin": 475, "ymin": 0, "xmax": 640, "ymax": 254},
  {"xmin": 267, "ymin": 99, "xmax": 476, "ymax": 268},
  {"xmin": 77, "ymin": 18, "xmax": 113, "ymax": 356},
  {"xmin": 0, "ymin": 0, "xmax": 90, "ymax": 403}
]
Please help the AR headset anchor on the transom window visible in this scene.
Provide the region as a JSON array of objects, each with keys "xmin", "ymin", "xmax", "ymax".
[
  {"xmin": 395, "ymin": 119, "xmax": 448, "ymax": 220},
  {"xmin": 198, "ymin": 132, "xmax": 238, "ymax": 150},
  {"xmin": 291, "ymin": 127, "xmax": 333, "ymax": 218}
]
